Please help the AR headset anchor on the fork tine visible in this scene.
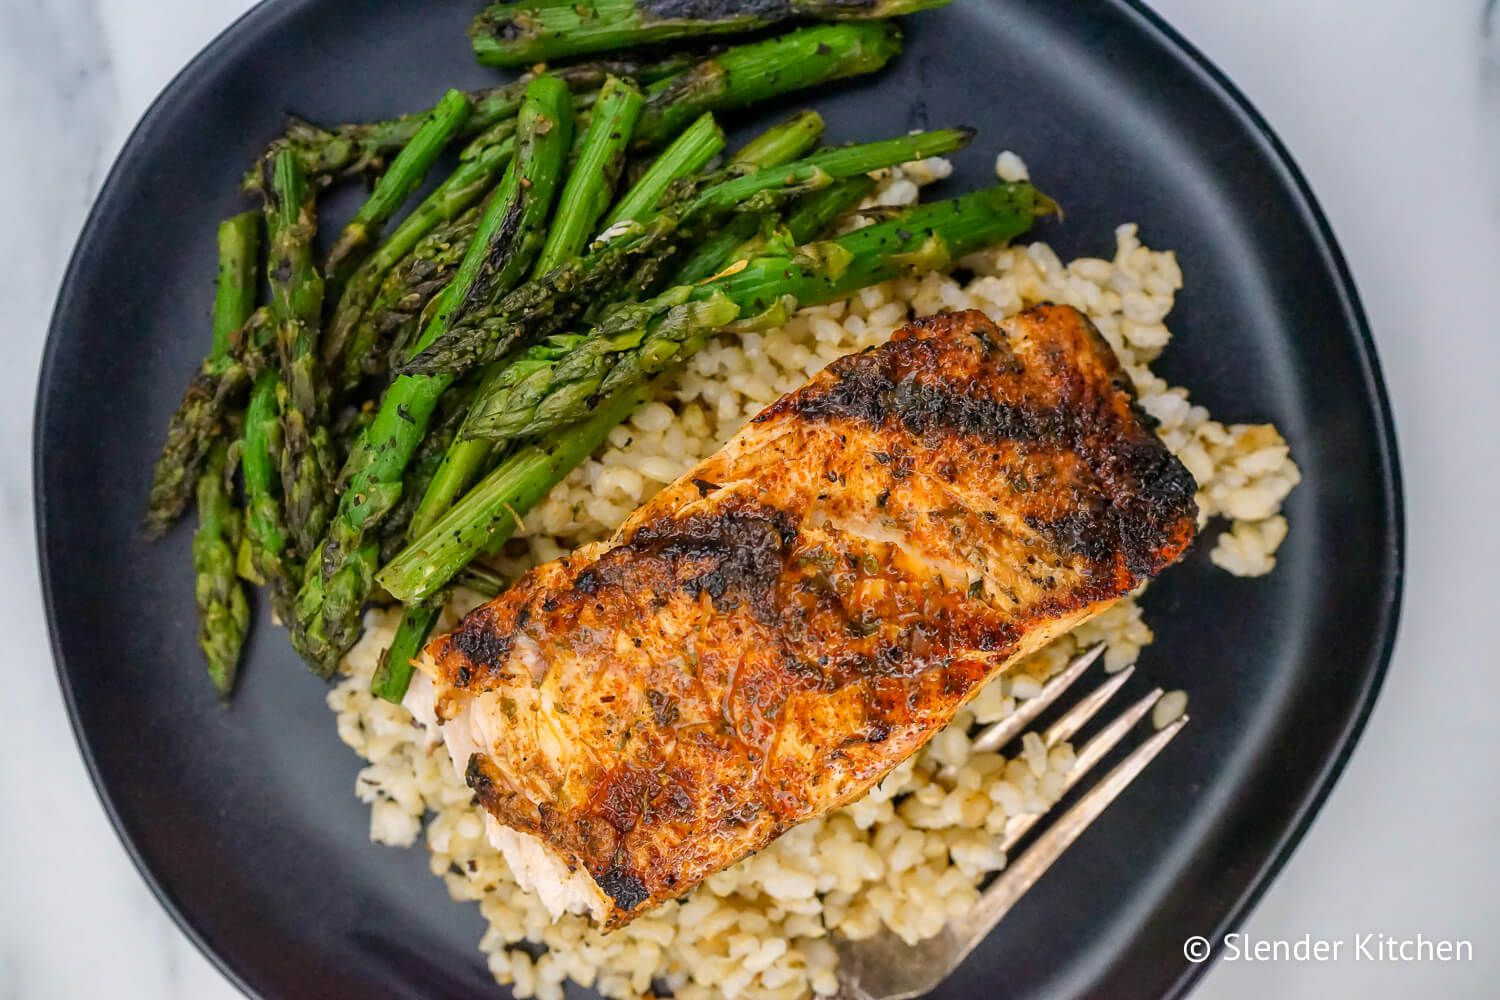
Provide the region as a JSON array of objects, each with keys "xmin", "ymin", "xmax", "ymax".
[
  {"xmin": 998, "ymin": 686, "xmax": 1163, "ymax": 853},
  {"xmin": 968, "ymin": 714, "xmax": 1188, "ymax": 937},
  {"xmin": 1069, "ymin": 686, "xmax": 1163, "ymax": 778},
  {"xmin": 967, "ymin": 643, "xmax": 1105, "ymax": 757},
  {"xmin": 1042, "ymin": 665, "xmax": 1135, "ymax": 748}
]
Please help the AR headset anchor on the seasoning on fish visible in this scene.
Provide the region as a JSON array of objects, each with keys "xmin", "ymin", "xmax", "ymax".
[{"xmin": 408, "ymin": 305, "xmax": 1198, "ymax": 927}]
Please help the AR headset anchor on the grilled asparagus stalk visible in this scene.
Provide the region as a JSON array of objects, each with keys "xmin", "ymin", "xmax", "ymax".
[
  {"xmin": 193, "ymin": 438, "xmax": 250, "ymax": 696},
  {"xmin": 634, "ymin": 23, "xmax": 902, "ymax": 146},
  {"xmin": 469, "ymin": 0, "xmax": 946, "ymax": 67},
  {"xmin": 324, "ymin": 89, "xmax": 473, "ymax": 288},
  {"xmin": 261, "ymin": 149, "xmax": 334, "ymax": 556},
  {"xmin": 240, "ymin": 368, "xmax": 299, "ymax": 624},
  {"xmin": 339, "ymin": 209, "xmax": 482, "ymax": 392},
  {"xmin": 603, "ymin": 112, "xmax": 725, "ymax": 228},
  {"xmin": 668, "ymin": 171, "xmax": 871, "ymax": 285},
  {"xmin": 535, "ymin": 76, "xmax": 645, "ymax": 274},
  {"xmin": 322, "ymin": 132, "xmax": 516, "ymax": 381},
  {"xmin": 370, "ymin": 599, "xmax": 444, "ymax": 704},
  {"xmin": 144, "ymin": 212, "xmax": 261, "ymax": 536},
  {"xmin": 379, "ymin": 386, "xmax": 648, "ymax": 604},
  {"xmin": 380, "ymin": 379, "xmax": 479, "ymax": 562}
]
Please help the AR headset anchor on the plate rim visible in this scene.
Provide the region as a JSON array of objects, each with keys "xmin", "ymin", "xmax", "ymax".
[{"xmin": 34, "ymin": 1, "xmax": 1405, "ymax": 997}]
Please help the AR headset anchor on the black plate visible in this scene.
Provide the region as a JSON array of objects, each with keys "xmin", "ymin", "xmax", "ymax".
[{"xmin": 37, "ymin": 1, "xmax": 1402, "ymax": 997}]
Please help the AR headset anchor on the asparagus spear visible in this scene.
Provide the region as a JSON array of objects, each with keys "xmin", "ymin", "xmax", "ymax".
[
  {"xmin": 470, "ymin": 0, "xmax": 946, "ymax": 67},
  {"xmin": 634, "ymin": 23, "xmax": 902, "ymax": 147},
  {"xmin": 144, "ymin": 212, "xmax": 261, "ymax": 536},
  {"xmin": 727, "ymin": 109, "xmax": 825, "ymax": 172},
  {"xmin": 401, "ymin": 371, "xmax": 509, "ymax": 542},
  {"xmin": 463, "ymin": 182, "xmax": 1053, "ymax": 443},
  {"xmin": 684, "ymin": 128, "xmax": 970, "ymax": 217},
  {"xmin": 241, "ymin": 369, "xmax": 299, "ymax": 623},
  {"xmin": 380, "ymin": 379, "xmax": 479, "ymax": 562},
  {"xmin": 392, "ymin": 200, "xmax": 677, "ymax": 380},
  {"xmin": 536, "ymin": 76, "xmax": 644, "ymax": 274},
  {"xmin": 261, "ymin": 149, "xmax": 335, "ymax": 555},
  {"xmin": 676, "ymin": 172, "xmax": 875, "ymax": 282},
  {"xmin": 339, "ymin": 209, "xmax": 481, "ymax": 392},
  {"xmin": 390, "ymin": 151, "xmax": 715, "ymax": 385},
  {"xmin": 780, "ymin": 173, "xmax": 877, "ymax": 242},
  {"xmin": 292, "ymin": 75, "xmax": 574, "ymax": 675},
  {"xmin": 370, "ymin": 599, "xmax": 443, "ymax": 704},
  {"xmin": 603, "ymin": 112, "xmax": 725, "ymax": 228},
  {"xmin": 577, "ymin": 110, "xmax": 823, "ymax": 303},
  {"xmin": 401, "ymin": 126, "xmax": 971, "ymax": 379},
  {"xmin": 662, "ymin": 112, "xmax": 832, "ymax": 283},
  {"xmin": 322, "ymin": 132, "xmax": 515, "ymax": 379},
  {"xmin": 668, "ymin": 214, "xmax": 765, "ymax": 286},
  {"xmin": 324, "ymin": 89, "xmax": 473, "ymax": 289},
  {"xmin": 370, "ymin": 531, "xmax": 509, "ymax": 704},
  {"xmin": 599, "ymin": 107, "xmax": 821, "ymax": 232},
  {"xmin": 193, "ymin": 438, "xmax": 250, "ymax": 696},
  {"xmin": 246, "ymin": 56, "xmax": 692, "ymax": 190},
  {"xmin": 408, "ymin": 77, "xmax": 645, "ymax": 544},
  {"xmin": 378, "ymin": 385, "xmax": 648, "ymax": 603},
  {"xmin": 212, "ymin": 217, "xmax": 263, "ymax": 358},
  {"xmin": 669, "ymin": 138, "xmax": 858, "ymax": 283}
]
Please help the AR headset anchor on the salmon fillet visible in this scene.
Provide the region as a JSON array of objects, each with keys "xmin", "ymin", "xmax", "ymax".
[{"xmin": 410, "ymin": 305, "xmax": 1198, "ymax": 927}]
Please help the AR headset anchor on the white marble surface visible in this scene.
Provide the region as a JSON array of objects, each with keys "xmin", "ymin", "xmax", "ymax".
[{"xmin": 5, "ymin": 1, "xmax": 1498, "ymax": 996}]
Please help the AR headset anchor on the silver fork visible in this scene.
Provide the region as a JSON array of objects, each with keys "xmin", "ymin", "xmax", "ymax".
[{"xmin": 832, "ymin": 646, "xmax": 1188, "ymax": 1000}]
